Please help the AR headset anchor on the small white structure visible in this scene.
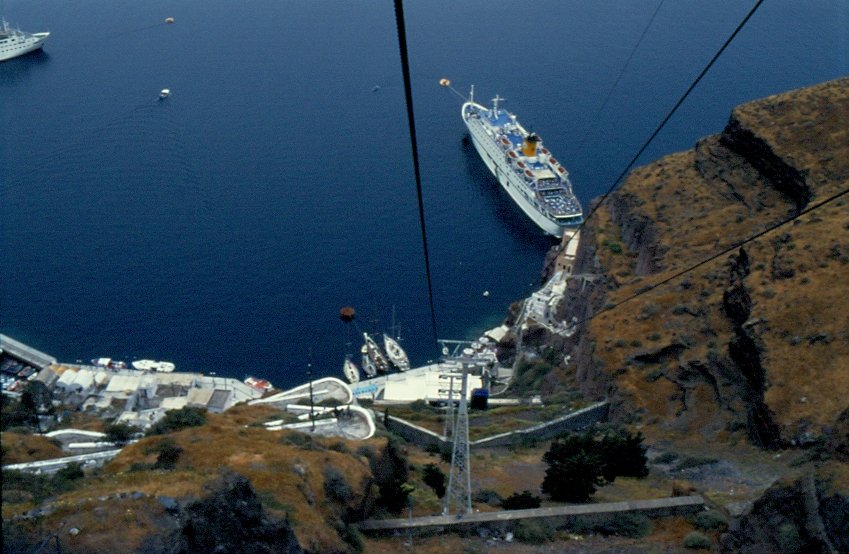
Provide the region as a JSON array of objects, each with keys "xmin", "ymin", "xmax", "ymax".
[
  {"xmin": 105, "ymin": 375, "xmax": 142, "ymax": 397},
  {"xmin": 94, "ymin": 371, "xmax": 110, "ymax": 387},
  {"xmin": 55, "ymin": 369, "xmax": 79, "ymax": 391},
  {"xmin": 160, "ymin": 397, "xmax": 188, "ymax": 411},
  {"xmin": 68, "ymin": 369, "xmax": 95, "ymax": 393},
  {"xmin": 186, "ymin": 387, "xmax": 214, "ymax": 408}
]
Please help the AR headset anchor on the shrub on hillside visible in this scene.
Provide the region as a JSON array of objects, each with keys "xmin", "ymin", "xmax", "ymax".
[
  {"xmin": 104, "ymin": 422, "xmax": 139, "ymax": 445},
  {"xmin": 542, "ymin": 431, "xmax": 605, "ymax": 502},
  {"xmin": 512, "ymin": 519, "xmax": 554, "ymax": 544},
  {"xmin": 693, "ymin": 509, "xmax": 728, "ymax": 531},
  {"xmin": 324, "ymin": 467, "xmax": 353, "ymax": 504},
  {"xmin": 146, "ymin": 406, "xmax": 207, "ymax": 436},
  {"xmin": 421, "ymin": 463, "xmax": 446, "ymax": 499},
  {"xmin": 501, "ymin": 490, "xmax": 542, "ymax": 510},
  {"xmin": 598, "ymin": 428, "xmax": 649, "ymax": 481},
  {"xmin": 472, "ymin": 488, "xmax": 503, "ymax": 507},
  {"xmin": 369, "ymin": 437, "xmax": 410, "ymax": 515},
  {"xmin": 596, "ymin": 513, "xmax": 652, "ymax": 538},
  {"xmin": 541, "ymin": 426, "xmax": 649, "ymax": 502},
  {"xmin": 152, "ymin": 438, "xmax": 183, "ymax": 470},
  {"xmin": 683, "ymin": 531, "xmax": 712, "ymax": 549}
]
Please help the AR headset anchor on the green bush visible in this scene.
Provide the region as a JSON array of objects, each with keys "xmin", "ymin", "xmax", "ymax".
[
  {"xmin": 512, "ymin": 519, "xmax": 554, "ymax": 544},
  {"xmin": 2, "ymin": 463, "xmax": 86, "ymax": 504},
  {"xmin": 502, "ymin": 490, "xmax": 542, "ymax": 510},
  {"xmin": 280, "ymin": 432, "xmax": 320, "ymax": 450},
  {"xmin": 152, "ymin": 438, "xmax": 183, "ymax": 470},
  {"xmin": 597, "ymin": 513, "xmax": 652, "ymax": 538},
  {"xmin": 693, "ymin": 509, "xmax": 728, "ymax": 531},
  {"xmin": 324, "ymin": 467, "xmax": 353, "ymax": 504},
  {"xmin": 369, "ymin": 437, "xmax": 410, "ymax": 515},
  {"xmin": 542, "ymin": 427, "xmax": 649, "ymax": 502},
  {"xmin": 683, "ymin": 531, "xmax": 712, "ymax": 549},
  {"xmin": 104, "ymin": 422, "xmax": 139, "ymax": 445},
  {"xmin": 328, "ymin": 441, "xmax": 351, "ymax": 454},
  {"xmin": 472, "ymin": 489, "xmax": 503, "ymax": 507},
  {"xmin": 334, "ymin": 521, "xmax": 364, "ymax": 553},
  {"xmin": 146, "ymin": 406, "xmax": 207, "ymax": 436},
  {"xmin": 421, "ymin": 463, "xmax": 446, "ymax": 499}
]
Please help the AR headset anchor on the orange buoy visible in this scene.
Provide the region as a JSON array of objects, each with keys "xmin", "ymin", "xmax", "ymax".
[{"xmin": 339, "ymin": 306, "xmax": 356, "ymax": 322}]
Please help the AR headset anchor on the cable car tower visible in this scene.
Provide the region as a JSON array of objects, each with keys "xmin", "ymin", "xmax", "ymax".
[{"xmin": 442, "ymin": 363, "xmax": 472, "ymax": 517}]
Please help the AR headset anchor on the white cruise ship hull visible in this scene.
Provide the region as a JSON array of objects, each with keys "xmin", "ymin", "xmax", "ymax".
[
  {"xmin": 465, "ymin": 126, "xmax": 565, "ymax": 237},
  {"xmin": 462, "ymin": 96, "xmax": 582, "ymax": 238},
  {"xmin": 0, "ymin": 32, "xmax": 49, "ymax": 62}
]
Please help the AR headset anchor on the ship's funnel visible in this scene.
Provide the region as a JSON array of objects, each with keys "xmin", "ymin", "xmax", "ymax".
[{"xmin": 522, "ymin": 133, "xmax": 540, "ymax": 157}]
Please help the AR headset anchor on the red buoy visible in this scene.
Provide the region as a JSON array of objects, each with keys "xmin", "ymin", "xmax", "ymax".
[{"xmin": 339, "ymin": 306, "xmax": 356, "ymax": 322}]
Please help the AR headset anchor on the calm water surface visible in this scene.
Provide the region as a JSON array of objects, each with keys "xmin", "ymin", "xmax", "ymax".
[{"xmin": 2, "ymin": 0, "xmax": 846, "ymax": 388}]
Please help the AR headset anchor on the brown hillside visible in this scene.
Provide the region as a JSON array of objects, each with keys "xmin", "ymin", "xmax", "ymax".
[{"xmin": 564, "ymin": 77, "xmax": 849, "ymax": 447}]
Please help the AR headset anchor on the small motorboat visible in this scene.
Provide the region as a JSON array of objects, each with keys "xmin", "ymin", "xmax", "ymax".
[{"xmin": 159, "ymin": 88, "xmax": 171, "ymax": 99}]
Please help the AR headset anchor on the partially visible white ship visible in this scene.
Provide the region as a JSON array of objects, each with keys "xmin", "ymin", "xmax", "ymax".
[
  {"xmin": 0, "ymin": 18, "xmax": 49, "ymax": 62},
  {"xmin": 462, "ymin": 86, "xmax": 582, "ymax": 238},
  {"xmin": 131, "ymin": 359, "xmax": 176, "ymax": 373}
]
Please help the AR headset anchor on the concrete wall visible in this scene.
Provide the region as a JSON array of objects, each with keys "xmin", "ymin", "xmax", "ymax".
[
  {"xmin": 359, "ymin": 495, "xmax": 705, "ymax": 535},
  {"xmin": 384, "ymin": 401, "xmax": 609, "ymax": 452}
]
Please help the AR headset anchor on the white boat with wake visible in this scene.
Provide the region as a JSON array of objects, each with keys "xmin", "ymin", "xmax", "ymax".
[
  {"xmin": 0, "ymin": 18, "xmax": 49, "ymax": 62},
  {"xmin": 383, "ymin": 333, "xmax": 410, "ymax": 372},
  {"xmin": 461, "ymin": 86, "xmax": 582, "ymax": 238},
  {"xmin": 131, "ymin": 359, "xmax": 176, "ymax": 373}
]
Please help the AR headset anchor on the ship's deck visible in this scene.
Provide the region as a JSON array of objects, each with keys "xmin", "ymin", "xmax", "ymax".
[{"xmin": 467, "ymin": 103, "xmax": 583, "ymax": 219}]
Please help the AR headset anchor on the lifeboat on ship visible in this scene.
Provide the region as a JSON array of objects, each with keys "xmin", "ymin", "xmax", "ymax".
[{"xmin": 507, "ymin": 150, "xmax": 518, "ymax": 159}]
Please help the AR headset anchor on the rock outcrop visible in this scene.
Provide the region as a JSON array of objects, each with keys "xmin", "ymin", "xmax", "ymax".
[
  {"xmin": 551, "ymin": 77, "xmax": 849, "ymax": 447},
  {"xmin": 721, "ymin": 469, "xmax": 849, "ymax": 553}
]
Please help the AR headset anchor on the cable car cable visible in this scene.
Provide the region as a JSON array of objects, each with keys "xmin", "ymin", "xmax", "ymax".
[{"xmin": 393, "ymin": 0, "xmax": 440, "ymax": 347}]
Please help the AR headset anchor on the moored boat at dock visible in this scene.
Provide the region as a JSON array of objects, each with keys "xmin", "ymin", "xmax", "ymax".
[
  {"xmin": 343, "ymin": 358, "xmax": 360, "ymax": 384},
  {"xmin": 131, "ymin": 359, "xmax": 176, "ymax": 373},
  {"xmin": 383, "ymin": 333, "xmax": 410, "ymax": 372},
  {"xmin": 244, "ymin": 376, "xmax": 273, "ymax": 392},
  {"xmin": 363, "ymin": 332, "xmax": 390, "ymax": 374},
  {"xmin": 91, "ymin": 358, "xmax": 127, "ymax": 370},
  {"xmin": 360, "ymin": 345, "xmax": 378, "ymax": 378}
]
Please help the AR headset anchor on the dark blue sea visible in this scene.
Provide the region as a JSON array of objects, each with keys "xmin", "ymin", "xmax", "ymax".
[{"xmin": 2, "ymin": 0, "xmax": 846, "ymax": 389}]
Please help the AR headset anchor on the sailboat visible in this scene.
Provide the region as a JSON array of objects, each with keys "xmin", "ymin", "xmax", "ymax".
[
  {"xmin": 363, "ymin": 332, "xmax": 390, "ymax": 374},
  {"xmin": 360, "ymin": 344, "xmax": 377, "ymax": 378},
  {"xmin": 342, "ymin": 358, "xmax": 360, "ymax": 384},
  {"xmin": 383, "ymin": 333, "xmax": 410, "ymax": 371}
]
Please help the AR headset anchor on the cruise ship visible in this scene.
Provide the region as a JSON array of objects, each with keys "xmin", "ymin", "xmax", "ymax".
[
  {"xmin": 0, "ymin": 19, "xmax": 49, "ymax": 62},
  {"xmin": 462, "ymin": 87, "xmax": 582, "ymax": 238}
]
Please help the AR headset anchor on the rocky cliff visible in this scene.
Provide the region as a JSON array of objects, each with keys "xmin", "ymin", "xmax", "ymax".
[{"xmin": 555, "ymin": 77, "xmax": 849, "ymax": 449}]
